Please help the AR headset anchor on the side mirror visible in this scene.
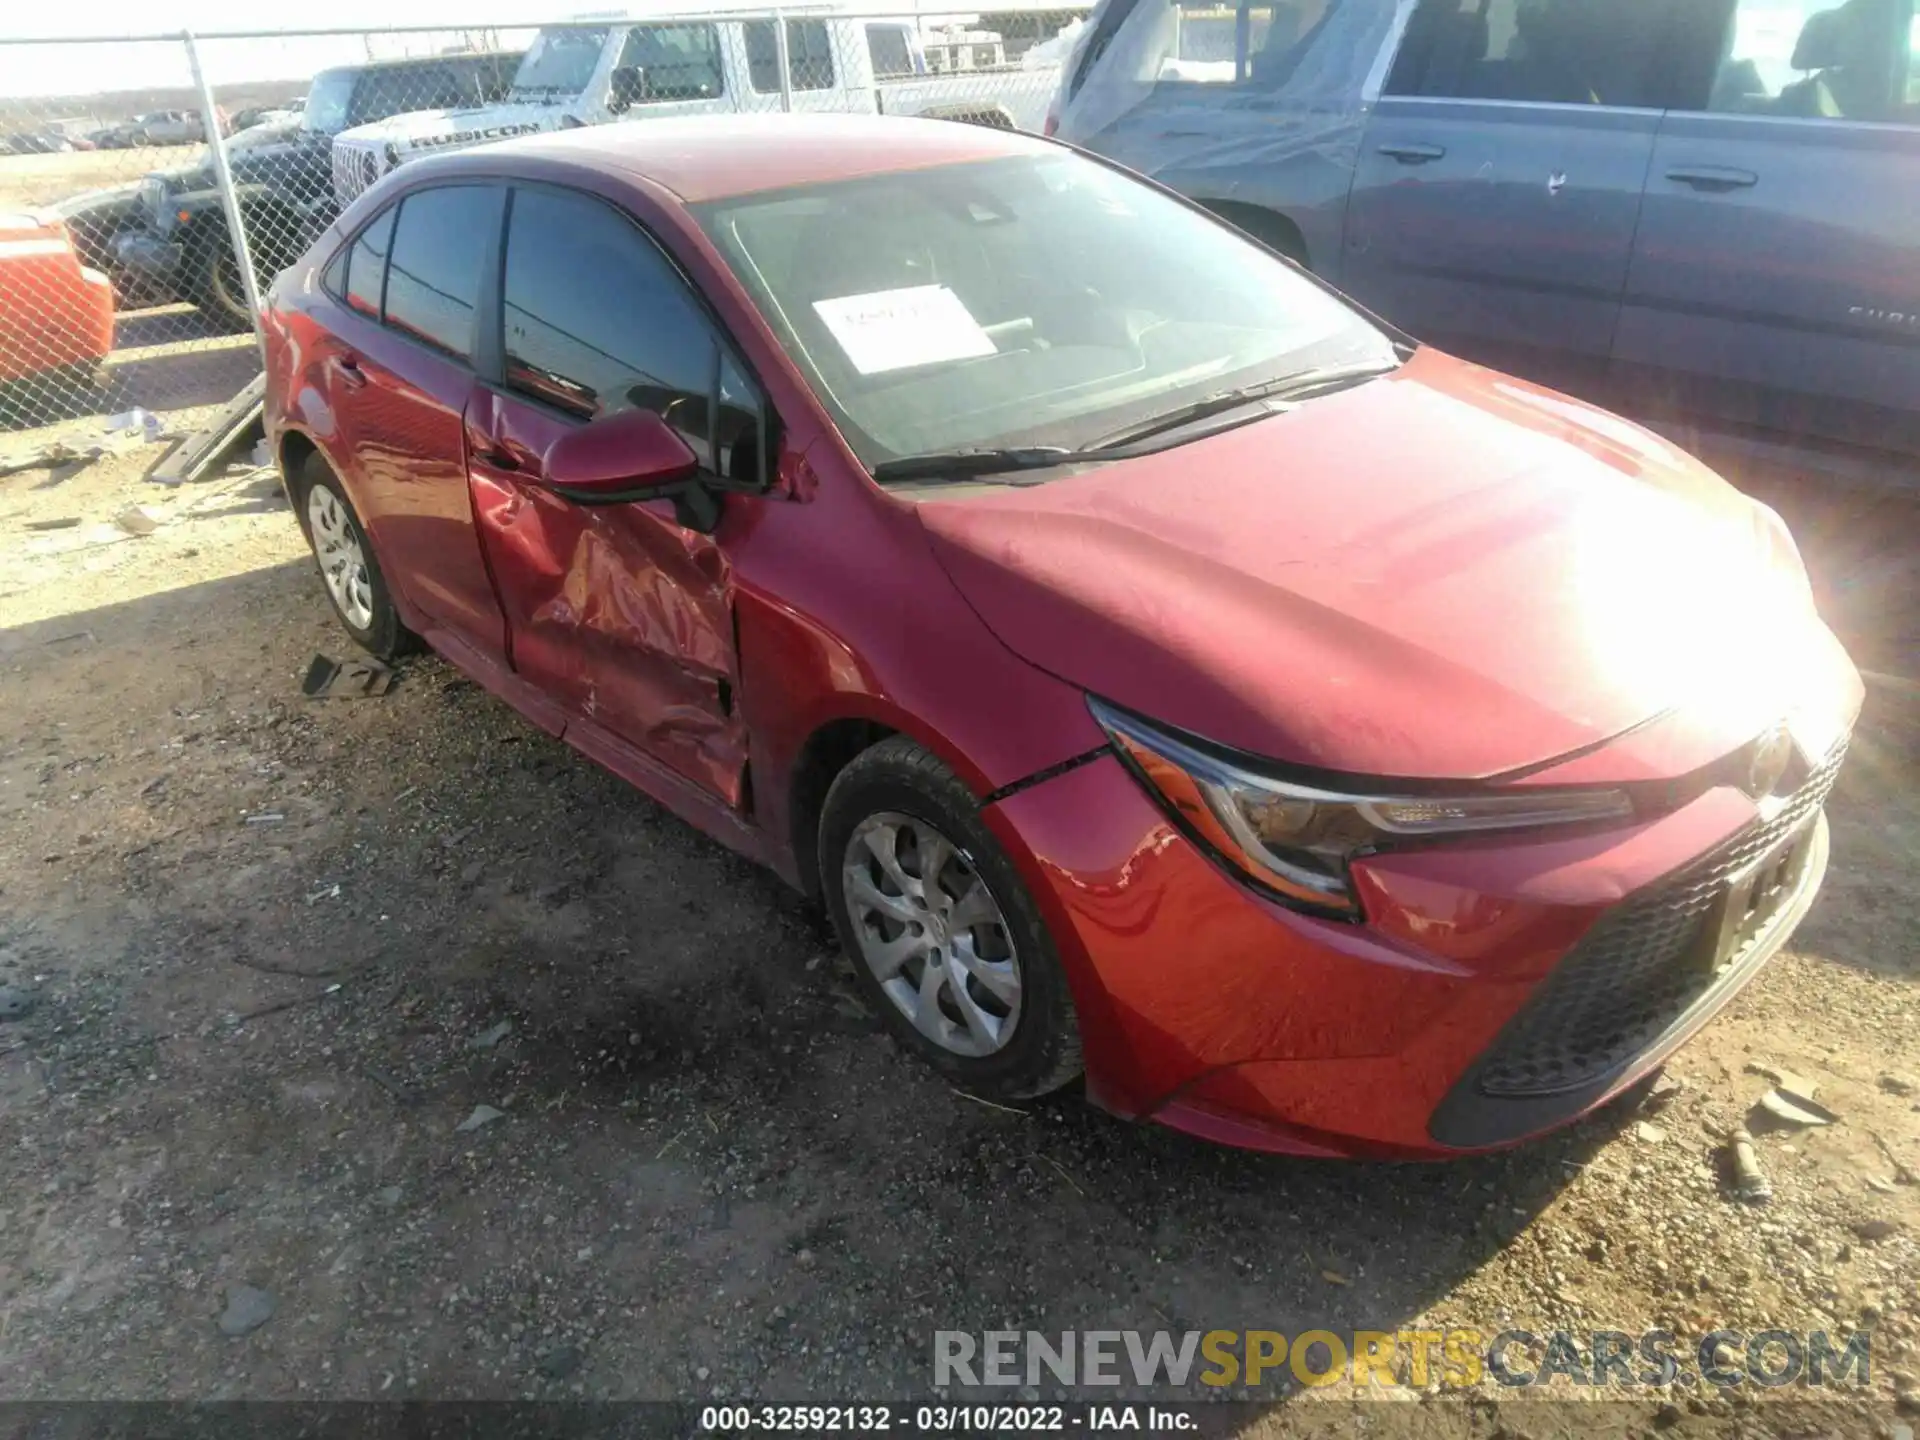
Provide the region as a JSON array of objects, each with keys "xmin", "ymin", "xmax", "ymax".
[
  {"xmin": 543, "ymin": 407, "xmax": 699, "ymax": 506},
  {"xmin": 609, "ymin": 65, "xmax": 644, "ymax": 114}
]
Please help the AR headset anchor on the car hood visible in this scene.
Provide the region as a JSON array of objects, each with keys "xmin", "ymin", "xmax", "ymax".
[
  {"xmin": 337, "ymin": 102, "xmax": 561, "ymax": 153},
  {"xmin": 914, "ymin": 351, "xmax": 1835, "ymax": 782}
]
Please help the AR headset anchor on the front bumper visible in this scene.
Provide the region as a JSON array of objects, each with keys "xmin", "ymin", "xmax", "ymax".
[
  {"xmin": 984, "ymin": 734, "xmax": 1846, "ymax": 1160},
  {"xmin": 112, "ymin": 228, "xmax": 184, "ymax": 285}
]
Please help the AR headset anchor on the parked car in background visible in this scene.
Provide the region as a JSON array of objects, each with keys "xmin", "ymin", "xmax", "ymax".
[
  {"xmin": 131, "ymin": 110, "xmax": 211, "ymax": 146},
  {"xmin": 91, "ymin": 51, "xmax": 518, "ymax": 328},
  {"xmin": 264, "ymin": 115, "xmax": 1859, "ymax": 1156},
  {"xmin": 1, "ymin": 130, "xmax": 73, "ymax": 155},
  {"xmin": 330, "ymin": 6, "xmax": 1076, "ymax": 204},
  {"xmin": 0, "ymin": 212, "xmax": 115, "ymax": 418},
  {"xmin": 1055, "ymin": 0, "xmax": 1920, "ymax": 476}
]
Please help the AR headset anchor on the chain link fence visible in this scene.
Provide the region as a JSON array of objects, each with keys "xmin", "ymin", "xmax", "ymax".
[{"xmin": 0, "ymin": 9, "xmax": 1087, "ymax": 440}]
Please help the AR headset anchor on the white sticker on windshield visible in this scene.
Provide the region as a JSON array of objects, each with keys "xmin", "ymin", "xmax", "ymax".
[{"xmin": 812, "ymin": 285, "xmax": 995, "ymax": 375}]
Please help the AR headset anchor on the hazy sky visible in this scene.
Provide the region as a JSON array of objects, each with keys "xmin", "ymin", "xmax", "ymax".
[
  {"xmin": 4, "ymin": 0, "xmax": 675, "ymax": 99},
  {"xmin": 1, "ymin": 0, "xmax": 965, "ymax": 98}
]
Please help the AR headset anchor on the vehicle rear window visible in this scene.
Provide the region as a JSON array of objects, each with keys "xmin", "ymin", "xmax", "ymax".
[
  {"xmin": 502, "ymin": 185, "xmax": 719, "ymax": 464},
  {"xmin": 383, "ymin": 185, "xmax": 501, "ymax": 360},
  {"xmin": 344, "ymin": 205, "xmax": 395, "ymax": 319},
  {"xmin": 744, "ymin": 19, "xmax": 837, "ymax": 92}
]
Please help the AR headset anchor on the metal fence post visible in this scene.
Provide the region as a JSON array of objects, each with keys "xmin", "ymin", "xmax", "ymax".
[
  {"xmin": 773, "ymin": 11, "xmax": 793, "ymax": 112},
  {"xmin": 184, "ymin": 30, "xmax": 268, "ymax": 356}
]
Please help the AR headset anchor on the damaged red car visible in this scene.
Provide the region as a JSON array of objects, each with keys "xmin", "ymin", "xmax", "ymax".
[{"xmin": 263, "ymin": 115, "xmax": 1861, "ymax": 1158}]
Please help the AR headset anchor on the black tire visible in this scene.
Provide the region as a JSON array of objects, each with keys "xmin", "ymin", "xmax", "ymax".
[
  {"xmin": 186, "ymin": 231, "xmax": 254, "ymax": 332},
  {"xmin": 819, "ymin": 736, "xmax": 1083, "ymax": 1100},
  {"xmin": 291, "ymin": 452, "xmax": 418, "ymax": 661}
]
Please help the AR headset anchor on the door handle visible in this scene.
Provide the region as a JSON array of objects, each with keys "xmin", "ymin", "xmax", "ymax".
[
  {"xmin": 331, "ymin": 353, "xmax": 368, "ymax": 390},
  {"xmin": 1666, "ymin": 166, "xmax": 1758, "ymax": 192},
  {"xmin": 1378, "ymin": 142, "xmax": 1446, "ymax": 164}
]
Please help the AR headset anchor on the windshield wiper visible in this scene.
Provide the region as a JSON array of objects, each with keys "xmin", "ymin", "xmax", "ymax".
[
  {"xmin": 1082, "ymin": 361, "xmax": 1399, "ymax": 454},
  {"xmin": 869, "ymin": 447, "xmax": 1073, "ymax": 483}
]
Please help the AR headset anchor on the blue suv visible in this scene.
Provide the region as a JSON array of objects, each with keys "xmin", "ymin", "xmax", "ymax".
[{"xmin": 1056, "ymin": 0, "xmax": 1920, "ymax": 477}]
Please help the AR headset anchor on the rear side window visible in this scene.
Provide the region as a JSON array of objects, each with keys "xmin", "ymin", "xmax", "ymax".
[
  {"xmin": 1704, "ymin": 0, "xmax": 1917, "ymax": 122},
  {"xmin": 383, "ymin": 185, "xmax": 501, "ymax": 360},
  {"xmin": 866, "ymin": 23, "xmax": 917, "ymax": 77},
  {"xmin": 615, "ymin": 23, "xmax": 725, "ymax": 101},
  {"xmin": 503, "ymin": 186, "xmax": 721, "ymax": 462},
  {"xmin": 343, "ymin": 205, "xmax": 395, "ymax": 319},
  {"xmin": 1386, "ymin": 0, "xmax": 1686, "ymax": 109},
  {"xmin": 745, "ymin": 20, "xmax": 837, "ymax": 91}
]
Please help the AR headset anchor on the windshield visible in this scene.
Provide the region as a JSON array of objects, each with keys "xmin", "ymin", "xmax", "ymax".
[
  {"xmin": 694, "ymin": 152, "xmax": 1393, "ymax": 471},
  {"xmin": 302, "ymin": 70, "xmax": 355, "ymax": 133},
  {"xmin": 513, "ymin": 26, "xmax": 609, "ymax": 96}
]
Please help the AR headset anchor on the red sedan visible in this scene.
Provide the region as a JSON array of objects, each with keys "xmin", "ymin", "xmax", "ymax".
[{"xmin": 262, "ymin": 116, "xmax": 1860, "ymax": 1158}]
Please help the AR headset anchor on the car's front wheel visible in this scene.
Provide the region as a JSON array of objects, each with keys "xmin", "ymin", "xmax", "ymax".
[
  {"xmin": 186, "ymin": 232, "xmax": 254, "ymax": 332},
  {"xmin": 819, "ymin": 737, "xmax": 1083, "ymax": 1101},
  {"xmin": 294, "ymin": 454, "xmax": 416, "ymax": 661}
]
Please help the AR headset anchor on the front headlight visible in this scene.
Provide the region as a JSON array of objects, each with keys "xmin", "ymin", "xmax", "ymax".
[{"xmin": 1090, "ymin": 698, "xmax": 1634, "ymax": 919}]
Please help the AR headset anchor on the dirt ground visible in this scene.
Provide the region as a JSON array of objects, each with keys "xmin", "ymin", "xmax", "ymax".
[{"xmin": 0, "ymin": 416, "xmax": 1916, "ymax": 1434}]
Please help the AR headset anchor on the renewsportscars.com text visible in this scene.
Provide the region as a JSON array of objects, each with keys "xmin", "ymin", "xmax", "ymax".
[{"xmin": 933, "ymin": 1328, "xmax": 1873, "ymax": 1391}]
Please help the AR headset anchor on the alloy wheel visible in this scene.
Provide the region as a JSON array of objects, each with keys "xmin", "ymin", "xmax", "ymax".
[
  {"xmin": 307, "ymin": 486, "xmax": 375, "ymax": 631},
  {"xmin": 842, "ymin": 812, "xmax": 1022, "ymax": 1058}
]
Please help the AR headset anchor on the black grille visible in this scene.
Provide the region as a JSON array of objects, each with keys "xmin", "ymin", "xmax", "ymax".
[{"xmin": 1476, "ymin": 737, "xmax": 1848, "ymax": 1099}]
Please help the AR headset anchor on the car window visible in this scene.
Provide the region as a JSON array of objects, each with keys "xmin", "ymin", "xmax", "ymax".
[
  {"xmin": 615, "ymin": 24, "xmax": 725, "ymax": 101},
  {"xmin": 1134, "ymin": 0, "xmax": 1335, "ymax": 86},
  {"xmin": 694, "ymin": 152, "xmax": 1394, "ymax": 472},
  {"xmin": 1386, "ymin": 0, "xmax": 1685, "ymax": 108},
  {"xmin": 1704, "ymin": 0, "xmax": 1917, "ymax": 121},
  {"xmin": 343, "ymin": 204, "xmax": 395, "ymax": 319},
  {"xmin": 350, "ymin": 69, "xmax": 430, "ymax": 126},
  {"xmin": 503, "ymin": 186, "xmax": 725, "ymax": 466},
  {"xmin": 744, "ymin": 20, "xmax": 837, "ymax": 92},
  {"xmin": 383, "ymin": 185, "xmax": 501, "ymax": 360},
  {"xmin": 867, "ymin": 23, "xmax": 918, "ymax": 77}
]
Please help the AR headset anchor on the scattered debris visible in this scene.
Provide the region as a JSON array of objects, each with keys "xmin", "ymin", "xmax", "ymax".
[
  {"xmin": 0, "ymin": 985, "xmax": 35, "ymax": 1021},
  {"xmin": 112, "ymin": 503, "xmax": 160, "ymax": 536},
  {"xmin": 1320, "ymin": 1269, "xmax": 1350, "ymax": 1286},
  {"xmin": 24, "ymin": 517, "xmax": 81, "ymax": 531},
  {"xmin": 1754, "ymin": 1087, "xmax": 1837, "ymax": 1128},
  {"xmin": 149, "ymin": 373, "xmax": 265, "ymax": 487},
  {"xmin": 375, "ymin": 1185, "xmax": 404, "ymax": 1208},
  {"xmin": 468, "ymin": 1021, "xmax": 513, "ymax": 1051},
  {"xmin": 106, "ymin": 408, "xmax": 165, "ymax": 443},
  {"xmin": 1745, "ymin": 1061, "xmax": 1818, "ymax": 1097},
  {"xmin": 537, "ymin": 1344, "xmax": 583, "ymax": 1381},
  {"xmin": 1871, "ymin": 1131, "xmax": 1918, "ymax": 1185},
  {"xmin": 217, "ymin": 1284, "xmax": 277, "ymax": 1337},
  {"xmin": 302, "ymin": 653, "xmax": 394, "ymax": 700},
  {"xmin": 1634, "ymin": 1121, "xmax": 1668, "ymax": 1145},
  {"xmin": 1866, "ymin": 1175, "xmax": 1898, "ymax": 1194},
  {"xmin": 303, "ymin": 883, "xmax": 341, "ymax": 905},
  {"xmin": 1727, "ymin": 1129, "xmax": 1772, "ymax": 1204},
  {"xmin": 455, "ymin": 1104, "xmax": 506, "ymax": 1134},
  {"xmin": 1638, "ymin": 1072, "xmax": 1686, "ymax": 1113},
  {"xmin": 243, "ymin": 812, "xmax": 285, "ymax": 827}
]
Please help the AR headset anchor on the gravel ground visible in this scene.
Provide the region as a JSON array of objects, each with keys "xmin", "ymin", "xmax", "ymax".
[{"xmin": 0, "ymin": 424, "xmax": 1915, "ymax": 1436}]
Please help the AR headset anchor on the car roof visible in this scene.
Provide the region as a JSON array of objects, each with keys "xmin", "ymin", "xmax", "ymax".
[
  {"xmin": 428, "ymin": 113, "xmax": 1056, "ymax": 205},
  {"xmin": 317, "ymin": 51, "xmax": 514, "ymax": 78}
]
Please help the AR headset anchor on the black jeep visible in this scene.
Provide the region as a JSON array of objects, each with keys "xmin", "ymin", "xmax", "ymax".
[{"xmin": 75, "ymin": 52, "xmax": 517, "ymax": 330}]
